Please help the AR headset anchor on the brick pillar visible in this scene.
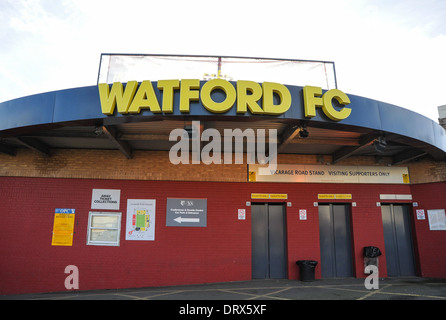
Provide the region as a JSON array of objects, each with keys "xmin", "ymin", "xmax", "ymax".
[{"xmin": 439, "ymin": 105, "xmax": 446, "ymax": 130}]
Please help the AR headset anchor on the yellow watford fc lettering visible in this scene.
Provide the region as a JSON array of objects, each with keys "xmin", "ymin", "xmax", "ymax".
[
  {"xmin": 303, "ymin": 86, "xmax": 351, "ymax": 121},
  {"xmin": 201, "ymin": 79, "xmax": 236, "ymax": 113},
  {"xmin": 98, "ymin": 81, "xmax": 138, "ymax": 115},
  {"xmin": 98, "ymin": 80, "xmax": 351, "ymax": 121}
]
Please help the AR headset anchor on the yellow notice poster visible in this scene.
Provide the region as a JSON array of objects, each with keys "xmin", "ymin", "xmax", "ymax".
[{"xmin": 51, "ymin": 209, "xmax": 75, "ymax": 246}]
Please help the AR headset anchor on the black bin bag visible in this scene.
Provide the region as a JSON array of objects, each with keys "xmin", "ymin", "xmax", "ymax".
[
  {"xmin": 296, "ymin": 260, "xmax": 318, "ymax": 281},
  {"xmin": 363, "ymin": 246, "xmax": 382, "ymax": 258}
]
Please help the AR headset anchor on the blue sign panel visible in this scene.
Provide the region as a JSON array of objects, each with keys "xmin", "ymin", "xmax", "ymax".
[{"xmin": 55, "ymin": 208, "xmax": 75, "ymax": 214}]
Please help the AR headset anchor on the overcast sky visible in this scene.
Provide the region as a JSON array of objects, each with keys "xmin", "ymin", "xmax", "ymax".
[{"xmin": 1, "ymin": 0, "xmax": 445, "ymax": 121}]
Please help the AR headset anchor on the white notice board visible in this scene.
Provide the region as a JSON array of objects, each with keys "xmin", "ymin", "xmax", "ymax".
[{"xmin": 427, "ymin": 209, "xmax": 446, "ymax": 230}]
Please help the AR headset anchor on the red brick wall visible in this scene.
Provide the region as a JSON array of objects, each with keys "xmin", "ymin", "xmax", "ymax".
[
  {"xmin": 0, "ymin": 177, "xmax": 254, "ymax": 294},
  {"xmin": 0, "ymin": 177, "xmax": 445, "ymax": 295},
  {"xmin": 0, "ymin": 149, "xmax": 444, "ymax": 184},
  {"xmin": 410, "ymin": 182, "xmax": 446, "ymax": 278},
  {"xmin": 285, "ymin": 182, "xmax": 413, "ymax": 280}
]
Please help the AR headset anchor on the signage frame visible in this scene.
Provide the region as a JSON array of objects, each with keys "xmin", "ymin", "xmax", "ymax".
[
  {"xmin": 166, "ymin": 198, "xmax": 207, "ymax": 227},
  {"xmin": 249, "ymin": 164, "xmax": 410, "ymax": 184}
]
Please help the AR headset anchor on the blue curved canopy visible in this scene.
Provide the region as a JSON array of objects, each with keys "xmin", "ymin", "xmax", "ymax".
[{"xmin": 0, "ymin": 82, "xmax": 445, "ymax": 160}]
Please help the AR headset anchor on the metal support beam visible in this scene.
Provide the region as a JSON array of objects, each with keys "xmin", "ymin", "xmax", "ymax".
[
  {"xmin": 392, "ymin": 149, "xmax": 427, "ymax": 165},
  {"xmin": 278, "ymin": 124, "xmax": 300, "ymax": 152},
  {"xmin": 102, "ymin": 125, "xmax": 133, "ymax": 159},
  {"xmin": 332, "ymin": 134, "xmax": 377, "ymax": 163},
  {"xmin": 14, "ymin": 137, "xmax": 51, "ymax": 157}
]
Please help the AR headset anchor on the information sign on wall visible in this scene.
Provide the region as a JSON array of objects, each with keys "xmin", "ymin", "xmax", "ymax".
[
  {"xmin": 125, "ymin": 199, "xmax": 156, "ymax": 241},
  {"xmin": 251, "ymin": 193, "xmax": 288, "ymax": 199},
  {"xmin": 428, "ymin": 209, "xmax": 446, "ymax": 230},
  {"xmin": 318, "ymin": 194, "xmax": 352, "ymax": 200},
  {"xmin": 238, "ymin": 209, "xmax": 246, "ymax": 220},
  {"xmin": 91, "ymin": 189, "xmax": 121, "ymax": 210},
  {"xmin": 51, "ymin": 209, "xmax": 75, "ymax": 246},
  {"xmin": 416, "ymin": 209, "xmax": 426, "ymax": 220},
  {"xmin": 249, "ymin": 164, "xmax": 410, "ymax": 184},
  {"xmin": 166, "ymin": 198, "xmax": 207, "ymax": 227}
]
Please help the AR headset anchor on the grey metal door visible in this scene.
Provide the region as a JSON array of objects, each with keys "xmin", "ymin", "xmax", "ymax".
[
  {"xmin": 381, "ymin": 204, "xmax": 416, "ymax": 276},
  {"xmin": 319, "ymin": 204, "xmax": 353, "ymax": 278},
  {"xmin": 251, "ymin": 203, "xmax": 287, "ymax": 279}
]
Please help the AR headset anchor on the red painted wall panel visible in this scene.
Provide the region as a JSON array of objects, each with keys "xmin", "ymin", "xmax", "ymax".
[
  {"xmin": 410, "ymin": 182, "xmax": 446, "ymax": 278},
  {"xmin": 0, "ymin": 177, "xmax": 445, "ymax": 295}
]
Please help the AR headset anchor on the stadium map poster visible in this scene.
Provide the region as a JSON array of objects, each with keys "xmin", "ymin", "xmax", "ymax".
[{"xmin": 125, "ymin": 199, "xmax": 156, "ymax": 241}]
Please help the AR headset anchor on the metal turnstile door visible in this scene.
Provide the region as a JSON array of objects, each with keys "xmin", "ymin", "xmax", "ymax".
[
  {"xmin": 381, "ymin": 204, "xmax": 416, "ymax": 277},
  {"xmin": 251, "ymin": 204, "xmax": 287, "ymax": 279},
  {"xmin": 319, "ymin": 204, "xmax": 354, "ymax": 278}
]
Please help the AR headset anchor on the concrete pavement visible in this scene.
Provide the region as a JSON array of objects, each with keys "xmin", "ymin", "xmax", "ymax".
[{"xmin": 2, "ymin": 277, "xmax": 446, "ymax": 300}]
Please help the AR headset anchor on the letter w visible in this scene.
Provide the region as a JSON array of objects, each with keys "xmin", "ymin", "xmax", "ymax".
[{"xmin": 98, "ymin": 81, "xmax": 138, "ymax": 115}]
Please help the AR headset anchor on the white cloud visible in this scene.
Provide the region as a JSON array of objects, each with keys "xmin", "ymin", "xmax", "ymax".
[{"xmin": 0, "ymin": 0, "xmax": 445, "ymax": 121}]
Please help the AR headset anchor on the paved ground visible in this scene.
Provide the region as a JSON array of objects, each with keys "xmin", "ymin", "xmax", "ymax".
[{"xmin": 2, "ymin": 277, "xmax": 446, "ymax": 300}]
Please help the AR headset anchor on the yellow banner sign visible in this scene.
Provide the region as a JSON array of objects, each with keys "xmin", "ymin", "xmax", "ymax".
[
  {"xmin": 251, "ymin": 193, "xmax": 288, "ymax": 200},
  {"xmin": 51, "ymin": 209, "xmax": 75, "ymax": 246},
  {"xmin": 318, "ymin": 194, "xmax": 352, "ymax": 200},
  {"xmin": 249, "ymin": 164, "xmax": 410, "ymax": 184},
  {"xmin": 318, "ymin": 194, "xmax": 335, "ymax": 199}
]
